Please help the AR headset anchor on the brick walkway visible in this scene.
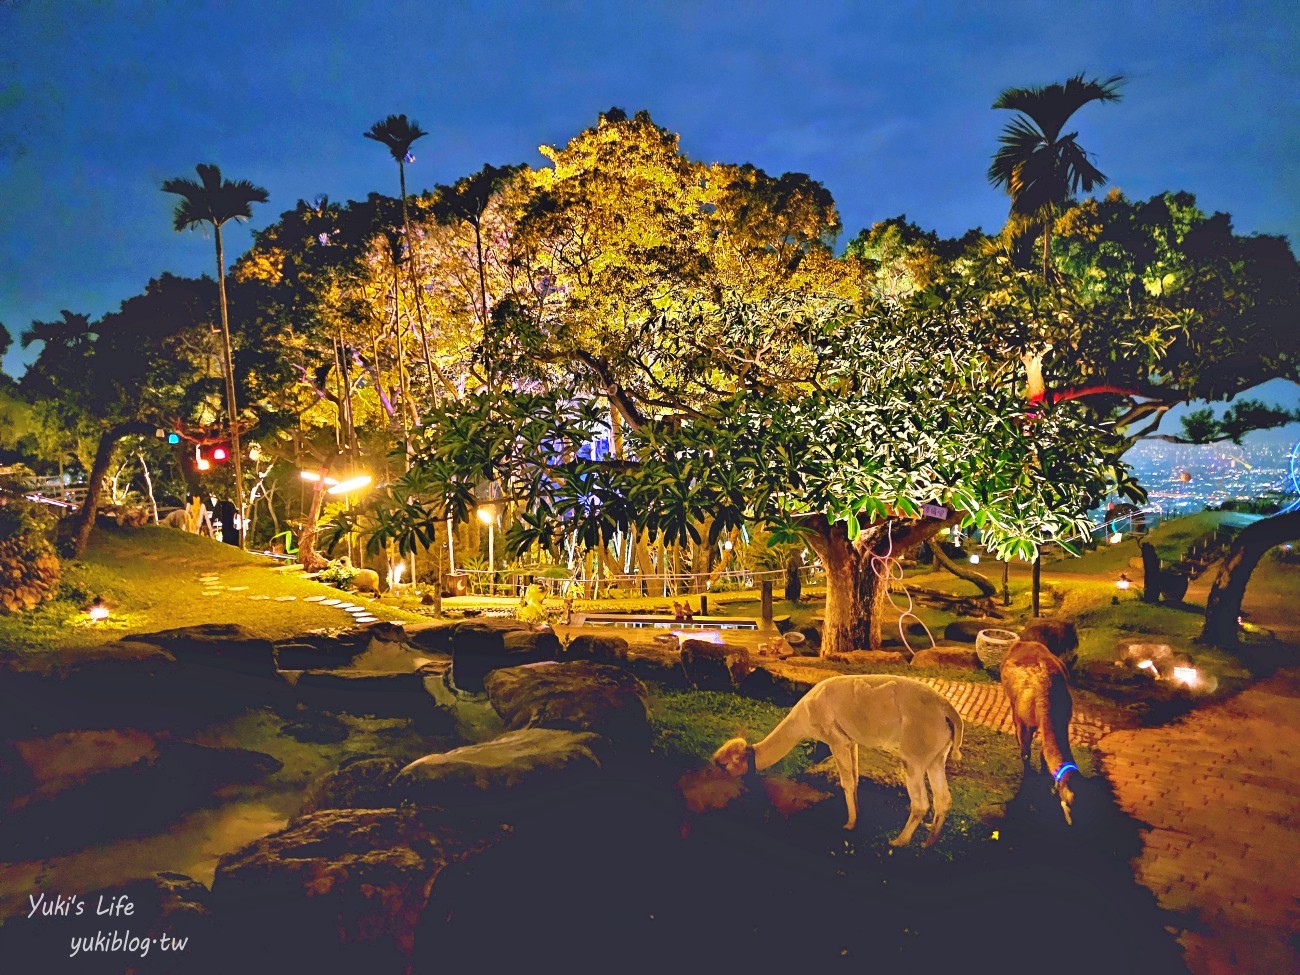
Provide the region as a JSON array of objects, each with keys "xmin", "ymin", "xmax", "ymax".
[
  {"xmin": 1096, "ymin": 667, "xmax": 1300, "ymax": 975},
  {"xmin": 911, "ymin": 676, "xmax": 1113, "ymax": 746}
]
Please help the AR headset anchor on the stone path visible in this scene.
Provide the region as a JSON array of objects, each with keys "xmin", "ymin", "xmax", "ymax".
[
  {"xmin": 1097, "ymin": 667, "xmax": 1300, "ymax": 975},
  {"xmin": 197, "ymin": 573, "xmax": 380, "ymax": 625},
  {"xmin": 911, "ymin": 676, "xmax": 1113, "ymax": 746}
]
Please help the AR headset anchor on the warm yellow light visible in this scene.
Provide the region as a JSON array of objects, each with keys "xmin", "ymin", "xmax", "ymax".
[
  {"xmin": 1110, "ymin": 532, "xmax": 1123, "ymax": 545},
  {"xmin": 300, "ymin": 470, "xmax": 322, "ymax": 482},
  {"xmin": 248, "ymin": 445, "xmax": 262, "ymax": 462},
  {"xmin": 477, "ymin": 506, "xmax": 495, "ymax": 525},
  {"xmin": 968, "ymin": 553, "xmax": 980, "ymax": 565},
  {"xmin": 327, "ymin": 474, "xmax": 372, "ymax": 495},
  {"xmin": 196, "ymin": 458, "xmax": 211, "ymax": 472},
  {"xmin": 1172, "ymin": 665, "xmax": 1199, "ymax": 687},
  {"xmin": 1116, "ymin": 573, "xmax": 1131, "ymax": 591},
  {"xmin": 86, "ymin": 597, "xmax": 110, "ymax": 622}
]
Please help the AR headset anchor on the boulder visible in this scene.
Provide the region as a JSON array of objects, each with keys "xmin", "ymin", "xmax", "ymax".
[
  {"xmin": 450, "ymin": 619, "xmax": 561, "ymax": 692},
  {"xmin": 825, "ymin": 650, "xmax": 908, "ymax": 666},
  {"xmin": 293, "ymin": 671, "xmax": 449, "ymax": 726},
  {"xmin": 391, "ymin": 728, "xmax": 604, "ymax": 809},
  {"xmin": 133, "ymin": 623, "xmax": 277, "ymax": 678},
  {"xmin": 1, "ymin": 742, "xmax": 281, "ymax": 861},
  {"xmin": 565, "ymin": 633, "xmax": 630, "ymax": 661},
  {"xmin": 406, "ymin": 621, "xmax": 457, "ymax": 653},
  {"xmin": 212, "ymin": 807, "xmax": 505, "ymax": 972},
  {"xmin": 943, "ymin": 619, "xmax": 991, "ymax": 643},
  {"xmin": 299, "ymin": 756, "xmax": 402, "ymax": 815},
  {"xmin": 680, "ymin": 639, "xmax": 752, "ymax": 690},
  {"xmin": 484, "ymin": 662, "xmax": 651, "ymax": 744},
  {"xmin": 910, "ymin": 646, "xmax": 982, "ymax": 671}
]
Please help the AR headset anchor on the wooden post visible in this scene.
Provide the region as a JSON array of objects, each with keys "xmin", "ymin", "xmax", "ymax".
[
  {"xmin": 1031, "ymin": 555, "xmax": 1042, "ymax": 617},
  {"xmin": 761, "ymin": 580, "xmax": 774, "ymax": 631},
  {"xmin": 699, "ymin": 594, "xmax": 708, "ymax": 616}
]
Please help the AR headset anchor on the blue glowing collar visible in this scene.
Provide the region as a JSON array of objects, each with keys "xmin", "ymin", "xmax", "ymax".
[{"xmin": 1053, "ymin": 763, "xmax": 1078, "ymax": 785}]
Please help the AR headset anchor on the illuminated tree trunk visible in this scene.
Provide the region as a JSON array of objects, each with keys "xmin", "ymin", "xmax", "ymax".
[
  {"xmin": 297, "ymin": 481, "xmax": 330, "ymax": 571},
  {"xmin": 807, "ymin": 516, "xmax": 954, "ymax": 656},
  {"xmin": 1201, "ymin": 512, "xmax": 1300, "ymax": 646},
  {"xmin": 214, "ymin": 226, "xmax": 246, "ymax": 548},
  {"xmin": 67, "ymin": 421, "xmax": 153, "ymax": 557}
]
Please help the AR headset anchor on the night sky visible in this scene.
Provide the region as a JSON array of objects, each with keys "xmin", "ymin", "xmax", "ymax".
[{"xmin": 2, "ymin": 0, "xmax": 1297, "ymax": 425}]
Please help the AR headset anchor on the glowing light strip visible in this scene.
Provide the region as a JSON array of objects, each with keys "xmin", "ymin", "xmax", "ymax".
[{"xmin": 1053, "ymin": 762, "xmax": 1078, "ymax": 784}]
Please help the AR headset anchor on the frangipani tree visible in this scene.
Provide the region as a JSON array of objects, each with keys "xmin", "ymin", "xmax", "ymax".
[{"xmin": 408, "ymin": 296, "xmax": 1130, "ymax": 654}]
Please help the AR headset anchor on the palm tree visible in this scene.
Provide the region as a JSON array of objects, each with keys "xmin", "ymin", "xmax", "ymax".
[
  {"xmin": 988, "ymin": 73, "xmax": 1123, "ymax": 280},
  {"xmin": 364, "ymin": 114, "xmax": 448, "ymax": 401},
  {"xmin": 162, "ymin": 164, "xmax": 268, "ymax": 547}
]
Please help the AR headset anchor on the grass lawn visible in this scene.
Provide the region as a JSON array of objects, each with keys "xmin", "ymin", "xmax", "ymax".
[
  {"xmin": 1056, "ymin": 509, "xmax": 1241, "ymax": 575},
  {"xmin": 646, "ymin": 681, "xmax": 1096, "ymax": 855},
  {"xmin": 0, "ymin": 525, "xmax": 425, "ymax": 658}
]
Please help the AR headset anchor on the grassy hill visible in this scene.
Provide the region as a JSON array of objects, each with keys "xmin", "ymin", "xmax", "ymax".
[{"xmin": 0, "ymin": 525, "xmax": 424, "ymax": 657}]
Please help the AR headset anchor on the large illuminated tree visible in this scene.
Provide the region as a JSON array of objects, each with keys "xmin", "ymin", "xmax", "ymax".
[
  {"xmin": 409, "ymin": 296, "xmax": 1127, "ymax": 654},
  {"xmin": 163, "ymin": 164, "xmax": 269, "ymax": 547}
]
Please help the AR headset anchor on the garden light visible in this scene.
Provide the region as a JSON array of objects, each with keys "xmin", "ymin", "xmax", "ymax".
[
  {"xmin": 196, "ymin": 457, "xmax": 211, "ymax": 471},
  {"xmin": 327, "ymin": 474, "xmax": 372, "ymax": 495},
  {"xmin": 477, "ymin": 506, "xmax": 496, "ymax": 525},
  {"xmin": 1172, "ymin": 665, "xmax": 1200, "ymax": 688},
  {"xmin": 86, "ymin": 596, "xmax": 110, "ymax": 622},
  {"xmin": 212, "ymin": 446, "xmax": 228, "ymax": 461},
  {"xmin": 300, "ymin": 471, "xmax": 322, "ymax": 482},
  {"xmin": 1116, "ymin": 573, "xmax": 1131, "ymax": 590},
  {"xmin": 1110, "ymin": 532, "xmax": 1123, "ymax": 544},
  {"xmin": 968, "ymin": 553, "xmax": 980, "ymax": 564},
  {"xmin": 166, "ymin": 432, "xmax": 181, "ymax": 445}
]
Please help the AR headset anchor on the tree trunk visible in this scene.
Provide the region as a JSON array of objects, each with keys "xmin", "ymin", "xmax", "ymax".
[
  {"xmin": 1141, "ymin": 542, "xmax": 1162, "ymax": 604},
  {"xmin": 297, "ymin": 481, "xmax": 330, "ymax": 571},
  {"xmin": 137, "ymin": 451, "xmax": 158, "ymax": 522},
  {"xmin": 1201, "ymin": 511, "xmax": 1300, "ymax": 646},
  {"xmin": 66, "ymin": 422, "xmax": 153, "ymax": 557},
  {"xmin": 816, "ymin": 528, "xmax": 889, "ymax": 653},
  {"xmin": 930, "ymin": 539, "xmax": 997, "ymax": 596},
  {"xmin": 214, "ymin": 226, "xmax": 246, "ymax": 549}
]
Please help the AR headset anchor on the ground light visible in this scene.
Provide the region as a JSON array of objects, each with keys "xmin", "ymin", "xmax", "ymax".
[
  {"xmin": 1116, "ymin": 573, "xmax": 1131, "ymax": 590},
  {"xmin": 478, "ymin": 505, "xmax": 497, "ymax": 588},
  {"xmin": 85, "ymin": 596, "xmax": 110, "ymax": 622}
]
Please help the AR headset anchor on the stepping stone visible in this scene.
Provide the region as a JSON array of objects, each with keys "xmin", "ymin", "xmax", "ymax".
[
  {"xmin": 344, "ymin": 606, "xmax": 367, "ymax": 614},
  {"xmin": 201, "ymin": 590, "xmax": 221, "ymax": 597},
  {"xmin": 226, "ymin": 585, "xmax": 248, "ymax": 592},
  {"xmin": 354, "ymin": 616, "xmax": 379, "ymax": 624},
  {"xmin": 249, "ymin": 595, "xmax": 270, "ymax": 601},
  {"xmin": 274, "ymin": 595, "xmax": 297, "ymax": 602},
  {"xmin": 303, "ymin": 595, "xmax": 325, "ymax": 603},
  {"xmin": 321, "ymin": 599, "xmax": 341, "ymax": 606}
]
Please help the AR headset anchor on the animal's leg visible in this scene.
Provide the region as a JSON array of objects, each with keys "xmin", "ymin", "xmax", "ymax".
[
  {"xmin": 889, "ymin": 762, "xmax": 930, "ymax": 847},
  {"xmin": 922, "ymin": 756, "xmax": 952, "ymax": 847},
  {"xmin": 1012, "ymin": 718, "xmax": 1034, "ymax": 766},
  {"xmin": 831, "ymin": 739, "xmax": 858, "ymax": 830}
]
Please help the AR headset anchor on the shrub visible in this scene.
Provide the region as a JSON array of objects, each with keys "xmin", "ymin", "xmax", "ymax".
[
  {"xmin": 0, "ymin": 500, "xmax": 62, "ymax": 614},
  {"xmin": 317, "ymin": 560, "xmax": 360, "ymax": 588}
]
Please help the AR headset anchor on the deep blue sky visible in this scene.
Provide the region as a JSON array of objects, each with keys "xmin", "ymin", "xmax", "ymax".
[{"xmin": 2, "ymin": 0, "xmax": 1297, "ymax": 415}]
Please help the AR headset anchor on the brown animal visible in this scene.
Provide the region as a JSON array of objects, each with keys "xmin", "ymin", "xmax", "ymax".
[
  {"xmin": 1018, "ymin": 618, "xmax": 1079, "ymax": 667},
  {"xmin": 713, "ymin": 675, "xmax": 963, "ymax": 847},
  {"xmin": 1000, "ymin": 640, "xmax": 1079, "ymax": 824}
]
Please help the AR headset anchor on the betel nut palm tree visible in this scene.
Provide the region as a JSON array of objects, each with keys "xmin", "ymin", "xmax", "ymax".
[
  {"xmin": 988, "ymin": 73, "xmax": 1123, "ymax": 282},
  {"xmin": 364, "ymin": 114, "xmax": 445, "ymax": 401},
  {"xmin": 162, "ymin": 163, "xmax": 268, "ymax": 548}
]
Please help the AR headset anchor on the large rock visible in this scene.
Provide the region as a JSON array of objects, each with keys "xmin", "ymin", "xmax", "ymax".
[
  {"xmin": 910, "ymin": 646, "xmax": 982, "ymax": 671},
  {"xmin": 484, "ymin": 662, "xmax": 651, "ymax": 744},
  {"xmin": 292, "ymin": 670, "xmax": 442, "ymax": 722},
  {"xmin": 133, "ymin": 623, "xmax": 277, "ymax": 678},
  {"xmin": 449, "ymin": 619, "xmax": 562, "ymax": 692},
  {"xmin": 212, "ymin": 807, "xmax": 505, "ymax": 972},
  {"xmin": 391, "ymin": 728, "xmax": 604, "ymax": 809},
  {"xmin": 565, "ymin": 633, "xmax": 630, "ymax": 661},
  {"xmin": 299, "ymin": 756, "xmax": 402, "ymax": 815},
  {"xmin": 1, "ymin": 742, "xmax": 281, "ymax": 861},
  {"xmin": 680, "ymin": 639, "xmax": 752, "ymax": 690}
]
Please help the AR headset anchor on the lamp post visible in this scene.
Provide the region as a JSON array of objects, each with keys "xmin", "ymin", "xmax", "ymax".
[{"xmin": 477, "ymin": 505, "xmax": 496, "ymax": 593}]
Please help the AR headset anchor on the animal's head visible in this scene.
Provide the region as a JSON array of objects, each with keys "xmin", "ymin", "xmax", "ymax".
[
  {"xmin": 1019, "ymin": 619, "xmax": 1079, "ymax": 658},
  {"xmin": 712, "ymin": 738, "xmax": 754, "ymax": 778},
  {"xmin": 1053, "ymin": 764, "xmax": 1079, "ymax": 826}
]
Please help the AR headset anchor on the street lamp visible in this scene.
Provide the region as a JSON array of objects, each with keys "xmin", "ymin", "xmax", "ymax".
[{"xmin": 477, "ymin": 505, "xmax": 496, "ymax": 591}]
